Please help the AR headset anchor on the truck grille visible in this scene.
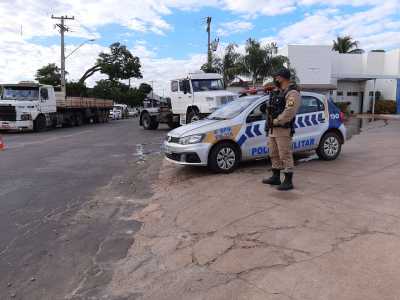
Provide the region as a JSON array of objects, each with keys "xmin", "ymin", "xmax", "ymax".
[{"xmin": 0, "ymin": 105, "xmax": 16, "ymax": 121}]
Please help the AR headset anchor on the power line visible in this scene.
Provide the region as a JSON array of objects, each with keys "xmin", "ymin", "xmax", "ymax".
[{"xmin": 51, "ymin": 15, "xmax": 75, "ymax": 94}]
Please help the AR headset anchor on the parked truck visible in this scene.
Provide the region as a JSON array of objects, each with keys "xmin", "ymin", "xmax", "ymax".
[
  {"xmin": 0, "ymin": 82, "xmax": 113, "ymax": 132},
  {"xmin": 139, "ymin": 72, "xmax": 238, "ymax": 130}
]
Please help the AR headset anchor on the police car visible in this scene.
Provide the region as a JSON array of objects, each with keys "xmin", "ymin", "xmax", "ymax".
[{"xmin": 163, "ymin": 92, "xmax": 346, "ymax": 173}]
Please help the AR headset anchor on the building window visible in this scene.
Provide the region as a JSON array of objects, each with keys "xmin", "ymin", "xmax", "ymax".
[
  {"xmin": 347, "ymin": 91, "xmax": 352, "ymax": 96},
  {"xmin": 352, "ymin": 92, "xmax": 358, "ymax": 96},
  {"xmin": 337, "ymin": 91, "xmax": 343, "ymax": 96},
  {"xmin": 369, "ymin": 91, "xmax": 374, "ymax": 96},
  {"xmin": 329, "ymin": 90, "xmax": 333, "ymax": 95}
]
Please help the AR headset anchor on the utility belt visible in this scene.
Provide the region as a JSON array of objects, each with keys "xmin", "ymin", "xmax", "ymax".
[{"xmin": 269, "ymin": 119, "xmax": 296, "ymax": 136}]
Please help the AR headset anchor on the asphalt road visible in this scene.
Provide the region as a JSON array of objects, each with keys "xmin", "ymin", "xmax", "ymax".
[{"xmin": 0, "ymin": 119, "xmax": 168, "ymax": 300}]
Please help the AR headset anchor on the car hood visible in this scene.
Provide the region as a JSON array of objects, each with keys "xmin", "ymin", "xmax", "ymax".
[{"xmin": 168, "ymin": 118, "xmax": 239, "ymax": 137}]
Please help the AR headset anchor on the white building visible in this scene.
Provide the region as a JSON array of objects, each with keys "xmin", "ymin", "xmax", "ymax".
[{"xmin": 279, "ymin": 45, "xmax": 400, "ymax": 114}]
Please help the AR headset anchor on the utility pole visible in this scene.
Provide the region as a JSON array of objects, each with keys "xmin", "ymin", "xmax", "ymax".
[
  {"xmin": 51, "ymin": 15, "xmax": 74, "ymax": 95},
  {"xmin": 206, "ymin": 16, "xmax": 212, "ymax": 71}
]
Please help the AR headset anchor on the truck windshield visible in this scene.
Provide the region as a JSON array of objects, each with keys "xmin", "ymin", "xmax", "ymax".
[
  {"xmin": 191, "ymin": 79, "xmax": 224, "ymax": 92},
  {"xmin": 207, "ymin": 96, "xmax": 262, "ymax": 120},
  {"xmin": 1, "ymin": 87, "xmax": 39, "ymax": 101}
]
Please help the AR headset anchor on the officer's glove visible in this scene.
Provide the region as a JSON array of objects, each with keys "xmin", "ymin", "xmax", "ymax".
[{"xmin": 273, "ymin": 119, "xmax": 279, "ymax": 126}]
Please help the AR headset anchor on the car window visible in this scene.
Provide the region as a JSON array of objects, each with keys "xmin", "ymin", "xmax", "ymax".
[
  {"xmin": 171, "ymin": 81, "xmax": 178, "ymax": 92},
  {"xmin": 179, "ymin": 80, "xmax": 184, "ymax": 92},
  {"xmin": 247, "ymin": 103, "xmax": 266, "ymax": 123},
  {"xmin": 298, "ymin": 96, "xmax": 324, "ymax": 114}
]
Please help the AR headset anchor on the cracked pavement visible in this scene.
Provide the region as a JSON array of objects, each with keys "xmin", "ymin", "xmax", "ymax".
[{"xmin": 106, "ymin": 121, "xmax": 400, "ymax": 300}]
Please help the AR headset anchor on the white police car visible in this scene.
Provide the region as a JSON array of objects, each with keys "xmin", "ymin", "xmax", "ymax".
[{"xmin": 164, "ymin": 92, "xmax": 346, "ymax": 173}]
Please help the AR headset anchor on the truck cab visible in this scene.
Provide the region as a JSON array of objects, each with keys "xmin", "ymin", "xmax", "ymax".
[
  {"xmin": 170, "ymin": 73, "xmax": 238, "ymax": 124},
  {"xmin": 0, "ymin": 82, "xmax": 56, "ymax": 131}
]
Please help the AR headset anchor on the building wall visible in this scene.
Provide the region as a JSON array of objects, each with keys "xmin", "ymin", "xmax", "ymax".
[
  {"xmin": 283, "ymin": 45, "xmax": 333, "ymax": 85},
  {"xmin": 282, "ymin": 45, "xmax": 400, "ymax": 113}
]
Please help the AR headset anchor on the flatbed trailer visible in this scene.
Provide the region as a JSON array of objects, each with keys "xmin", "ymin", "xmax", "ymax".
[{"xmin": 0, "ymin": 83, "xmax": 113, "ymax": 132}]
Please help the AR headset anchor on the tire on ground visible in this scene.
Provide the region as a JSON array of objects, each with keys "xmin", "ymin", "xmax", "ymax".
[
  {"xmin": 34, "ymin": 114, "xmax": 47, "ymax": 132},
  {"xmin": 208, "ymin": 141, "xmax": 240, "ymax": 173},
  {"xmin": 141, "ymin": 112, "xmax": 159, "ymax": 130},
  {"xmin": 316, "ymin": 131, "xmax": 342, "ymax": 161}
]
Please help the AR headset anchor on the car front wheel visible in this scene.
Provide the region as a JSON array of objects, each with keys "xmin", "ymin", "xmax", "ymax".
[
  {"xmin": 317, "ymin": 132, "xmax": 342, "ymax": 160},
  {"xmin": 208, "ymin": 142, "xmax": 240, "ymax": 173}
]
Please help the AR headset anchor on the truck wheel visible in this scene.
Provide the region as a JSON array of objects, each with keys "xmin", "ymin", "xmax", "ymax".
[
  {"xmin": 187, "ymin": 110, "xmax": 201, "ymax": 123},
  {"xmin": 208, "ymin": 142, "xmax": 240, "ymax": 173},
  {"xmin": 142, "ymin": 112, "xmax": 159, "ymax": 130},
  {"xmin": 76, "ymin": 114, "xmax": 83, "ymax": 126},
  {"xmin": 167, "ymin": 120, "xmax": 179, "ymax": 129},
  {"xmin": 316, "ymin": 132, "xmax": 342, "ymax": 161},
  {"xmin": 34, "ymin": 115, "xmax": 47, "ymax": 132}
]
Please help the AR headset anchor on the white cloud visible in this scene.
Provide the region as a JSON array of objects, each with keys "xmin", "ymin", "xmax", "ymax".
[
  {"xmin": 217, "ymin": 20, "xmax": 254, "ymax": 36},
  {"xmin": 268, "ymin": 0, "xmax": 400, "ymax": 50},
  {"xmin": 0, "ymin": 0, "xmax": 399, "ymax": 94},
  {"xmin": 222, "ymin": 0, "xmax": 296, "ymax": 17}
]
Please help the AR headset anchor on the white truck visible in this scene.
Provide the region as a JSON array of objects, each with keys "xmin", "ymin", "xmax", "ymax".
[
  {"xmin": 139, "ymin": 72, "xmax": 238, "ymax": 130},
  {"xmin": 0, "ymin": 82, "xmax": 113, "ymax": 132}
]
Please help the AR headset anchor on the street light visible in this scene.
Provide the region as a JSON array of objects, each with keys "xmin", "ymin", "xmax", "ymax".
[{"xmin": 65, "ymin": 38, "xmax": 96, "ymax": 60}]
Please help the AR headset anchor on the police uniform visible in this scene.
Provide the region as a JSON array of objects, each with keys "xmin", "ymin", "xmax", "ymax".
[
  {"xmin": 268, "ymin": 87, "xmax": 301, "ymax": 172},
  {"xmin": 263, "ymin": 69, "xmax": 301, "ymax": 191}
]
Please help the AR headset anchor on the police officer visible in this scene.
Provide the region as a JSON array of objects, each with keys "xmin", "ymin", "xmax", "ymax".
[{"xmin": 262, "ymin": 68, "xmax": 301, "ymax": 191}]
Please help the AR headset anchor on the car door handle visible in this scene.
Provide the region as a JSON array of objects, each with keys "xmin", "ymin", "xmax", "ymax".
[{"xmin": 178, "ymin": 97, "xmax": 182, "ymax": 99}]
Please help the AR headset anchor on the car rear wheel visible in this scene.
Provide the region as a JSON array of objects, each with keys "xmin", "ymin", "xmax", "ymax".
[
  {"xmin": 317, "ymin": 132, "xmax": 342, "ymax": 161},
  {"xmin": 208, "ymin": 142, "xmax": 239, "ymax": 173}
]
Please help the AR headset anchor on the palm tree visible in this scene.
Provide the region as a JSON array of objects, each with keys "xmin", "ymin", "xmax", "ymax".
[
  {"xmin": 238, "ymin": 39, "xmax": 289, "ymax": 87},
  {"xmin": 332, "ymin": 36, "xmax": 362, "ymax": 54}
]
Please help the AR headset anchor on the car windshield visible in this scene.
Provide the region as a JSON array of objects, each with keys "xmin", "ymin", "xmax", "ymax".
[
  {"xmin": 1, "ymin": 87, "xmax": 39, "ymax": 101},
  {"xmin": 207, "ymin": 96, "xmax": 262, "ymax": 120},
  {"xmin": 191, "ymin": 79, "xmax": 224, "ymax": 92}
]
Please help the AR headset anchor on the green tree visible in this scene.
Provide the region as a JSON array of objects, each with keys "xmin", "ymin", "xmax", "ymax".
[
  {"xmin": 35, "ymin": 63, "xmax": 62, "ymax": 86},
  {"xmin": 79, "ymin": 42, "xmax": 142, "ymax": 83},
  {"xmin": 66, "ymin": 82, "xmax": 88, "ymax": 97},
  {"xmin": 138, "ymin": 83, "xmax": 153, "ymax": 95},
  {"xmin": 238, "ymin": 39, "xmax": 289, "ymax": 86},
  {"xmin": 220, "ymin": 43, "xmax": 241, "ymax": 85},
  {"xmin": 201, "ymin": 56, "xmax": 222, "ymax": 74},
  {"xmin": 90, "ymin": 80, "xmax": 147, "ymax": 107},
  {"xmin": 332, "ymin": 36, "xmax": 362, "ymax": 53}
]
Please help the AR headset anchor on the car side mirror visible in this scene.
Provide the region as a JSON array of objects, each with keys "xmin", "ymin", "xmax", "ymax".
[{"xmin": 246, "ymin": 115, "xmax": 260, "ymax": 123}]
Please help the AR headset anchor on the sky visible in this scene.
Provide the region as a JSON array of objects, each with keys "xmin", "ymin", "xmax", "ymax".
[{"xmin": 0, "ymin": 0, "xmax": 399, "ymax": 96}]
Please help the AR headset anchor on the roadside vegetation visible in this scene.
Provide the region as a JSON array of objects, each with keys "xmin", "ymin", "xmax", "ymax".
[
  {"xmin": 36, "ymin": 42, "xmax": 151, "ymax": 107},
  {"xmin": 201, "ymin": 38, "xmax": 294, "ymax": 87}
]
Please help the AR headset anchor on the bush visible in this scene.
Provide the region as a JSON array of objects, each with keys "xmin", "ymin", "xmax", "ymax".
[{"xmin": 374, "ymin": 100, "xmax": 397, "ymax": 114}]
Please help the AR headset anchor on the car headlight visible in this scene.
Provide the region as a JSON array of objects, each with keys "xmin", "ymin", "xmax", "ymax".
[
  {"xmin": 20, "ymin": 113, "xmax": 32, "ymax": 121},
  {"xmin": 179, "ymin": 134, "xmax": 204, "ymax": 145}
]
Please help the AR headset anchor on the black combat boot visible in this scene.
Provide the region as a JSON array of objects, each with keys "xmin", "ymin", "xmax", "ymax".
[
  {"xmin": 262, "ymin": 169, "xmax": 281, "ymax": 185},
  {"xmin": 277, "ymin": 172, "xmax": 294, "ymax": 191}
]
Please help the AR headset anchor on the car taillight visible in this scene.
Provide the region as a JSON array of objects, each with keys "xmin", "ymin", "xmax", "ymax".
[{"xmin": 339, "ymin": 112, "xmax": 345, "ymax": 122}]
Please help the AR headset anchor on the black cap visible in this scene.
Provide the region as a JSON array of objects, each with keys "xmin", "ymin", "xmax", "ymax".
[{"xmin": 273, "ymin": 68, "xmax": 291, "ymax": 80}]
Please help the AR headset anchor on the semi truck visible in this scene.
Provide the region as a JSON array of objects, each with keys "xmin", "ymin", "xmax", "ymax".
[
  {"xmin": 139, "ymin": 72, "xmax": 238, "ymax": 130},
  {"xmin": 0, "ymin": 82, "xmax": 113, "ymax": 132}
]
